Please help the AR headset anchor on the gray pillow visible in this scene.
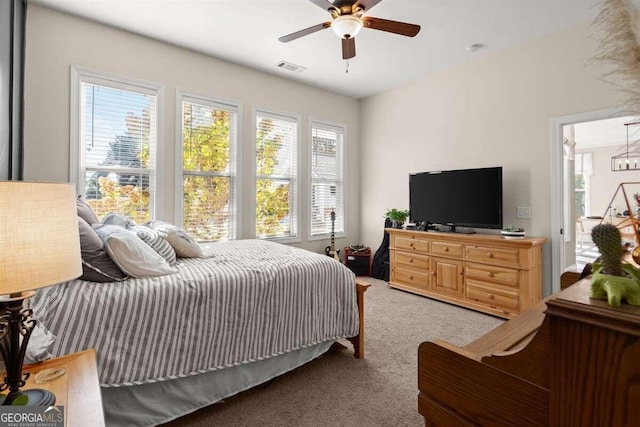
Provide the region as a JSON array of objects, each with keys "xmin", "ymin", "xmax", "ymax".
[
  {"xmin": 77, "ymin": 217, "xmax": 128, "ymax": 282},
  {"xmin": 101, "ymin": 212, "xmax": 137, "ymax": 228},
  {"xmin": 132, "ymin": 225, "xmax": 177, "ymax": 266},
  {"xmin": 76, "ymin": 196, "xmax": 100, "ymax": 225},
  {"xmin": 93, "ymin": 224, "xmax": 178, "ymax": 278}
]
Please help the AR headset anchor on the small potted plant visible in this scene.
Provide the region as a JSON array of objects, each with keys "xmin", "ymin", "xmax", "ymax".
[
  {"xmin": 589, "ymin": 223, "xmax": 640, "ymax": 307},
  {"xmin": 385, "ymin": 208, "xmax": 409, "ymax": 229}
]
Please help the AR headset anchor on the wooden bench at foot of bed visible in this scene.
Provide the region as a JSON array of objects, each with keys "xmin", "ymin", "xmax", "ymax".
[
  {"xmin": 332, "ymin": 278, "xmax": 371, "ymax": 359},
  {"xmin": 418, "ymin": 278, "xmax": 640, "ymax": 426}
]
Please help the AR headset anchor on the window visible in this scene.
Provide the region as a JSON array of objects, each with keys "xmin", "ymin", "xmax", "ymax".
[
  {"xmin": 178, "ymin": 92, "xmax": 239, "ymax": 241},
  {"xmin": 310, "ymin": 120, "xmax": 345, "ymax": 238},
  {"xmin": 254, "ymin": 110, "xmax": 299, "ymax": 239},
  {"xmin": 71, "ymin": 67, "xmax": 162, "ymax": 223},
  {"xmin": 575, "ymin": 152, "xmax": 593, "ymax": 218}
]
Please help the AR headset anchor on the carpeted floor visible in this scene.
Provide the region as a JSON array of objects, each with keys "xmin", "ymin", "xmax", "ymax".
[{"xmin": 164, "ymin": 278, "xmax": 504, "ymax": 427}]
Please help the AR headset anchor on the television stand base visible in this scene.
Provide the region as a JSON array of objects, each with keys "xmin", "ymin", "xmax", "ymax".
[{"xmin": 444, "ymin": 224, "xmax": 476, "ymax": 234}]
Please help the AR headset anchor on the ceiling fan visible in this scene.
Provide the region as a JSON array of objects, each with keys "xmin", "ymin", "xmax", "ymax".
[{"xmin": 278, "ymin": 0, "xmax": 421, "ymax": 60}]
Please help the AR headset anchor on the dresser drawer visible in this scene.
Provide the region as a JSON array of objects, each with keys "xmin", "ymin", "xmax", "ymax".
[
  {"xmin": 394, "ymin": 251, "xmax": 430, "ymax": 270},
  {"xmin": 431, "ymin": 241, "xmax": 463, "ymax": 257},
  {"xmin": 465, "ymin": 245, "xmax": 520, "ymax": 267},
  {"xmin": 393, "ymin": 235, "xmax": 430, "ymax": 253},
  {"xmin": 465, "ymin": 263, "xmax": 519, "ymax": 287},
  {"xmin": 392, "ymin": 266, "xmax": 430, "ymax": 289},
  {"xmin": 465, "ymin": 281, "xmax": 519, "ymax": 310}
]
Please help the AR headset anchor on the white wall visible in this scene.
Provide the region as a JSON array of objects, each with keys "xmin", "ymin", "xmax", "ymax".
[
  {"xmin": 360, "ymin": 23, "xmax": 625, "ymax": 296},
  {"xmin": 22, "ymin": 5, "xmax": 361, "ymax": 253}
]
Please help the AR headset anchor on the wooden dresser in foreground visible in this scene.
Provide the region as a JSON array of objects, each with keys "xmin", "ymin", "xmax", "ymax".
[
  {"xmin": 418, "ymin": 279, "xmax": 640, "ymax": 426},
  {"xmin": 387, "ymin": 228, "xmax": 546, "ymax": 318}
]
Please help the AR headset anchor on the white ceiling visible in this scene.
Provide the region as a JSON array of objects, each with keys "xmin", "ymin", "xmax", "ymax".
[
  {"xmin": 574, "ymin": 116, "xmax": 640, "ymax": 149},
  {"xmin": 29, "ymin": 0, "xmax": 600, "ymax": 99}
]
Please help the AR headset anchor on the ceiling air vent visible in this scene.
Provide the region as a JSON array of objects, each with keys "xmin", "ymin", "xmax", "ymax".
[{"xmin": 276, "ymin": 61, "xmax": 306, "ymax": 73}]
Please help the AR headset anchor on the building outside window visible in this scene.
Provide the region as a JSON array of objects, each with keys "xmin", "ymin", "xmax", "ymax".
[{"xmin": 310, "ymin": 120, "xmax": 345, "ymax": 238}]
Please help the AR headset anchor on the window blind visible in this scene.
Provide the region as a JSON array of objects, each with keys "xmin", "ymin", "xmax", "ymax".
[
  {"xmin": 255, "ymin": 111, "xmax": 298, "ymax": 239},
  {"xmin": 181, "ymin": 97, "xmax": 238, "ymax": 241},
  {"xmin": 310, "ymin": 121, "xmax": 344, "ymax": 236},
  {"xmin": 79, "ymin": 81, "xmax": 157, "ymax": 223}
]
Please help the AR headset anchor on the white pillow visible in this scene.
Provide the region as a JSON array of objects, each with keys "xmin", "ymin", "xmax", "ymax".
[
  {"xmin": 94, "ymin": 225, "xmax": 178, "ymax": 277},
  {"xmin": 144, "ymin": 220, "xmax": 203, "ymax": 258}
]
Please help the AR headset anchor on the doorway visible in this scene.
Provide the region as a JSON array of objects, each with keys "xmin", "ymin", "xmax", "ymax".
[{"xmin": 550, "ymin": 107, "xmax": 639, "ymax": 293}]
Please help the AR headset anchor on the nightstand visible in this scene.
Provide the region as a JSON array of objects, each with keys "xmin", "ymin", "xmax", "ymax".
[
  {"xmin": 344, "ymin": 246, "xmax": 371, "ymax": 276},
  {"xmin": 22, "ymin": 349, "xmax": 105, "ymax": 426}
]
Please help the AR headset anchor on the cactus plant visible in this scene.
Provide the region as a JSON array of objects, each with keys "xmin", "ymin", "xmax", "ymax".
[
  {"xmin": 590, "ymin": 224, "xmax": 624, "ymax": 276},
  {"xmin": 589, "ymin": 223, "xmax": 640, "ymax": 307}
]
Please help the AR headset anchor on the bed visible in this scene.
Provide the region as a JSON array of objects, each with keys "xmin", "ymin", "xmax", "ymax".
[{"xmin": 31, "ymin": 239, "xmax": 366, "ymax": 426}]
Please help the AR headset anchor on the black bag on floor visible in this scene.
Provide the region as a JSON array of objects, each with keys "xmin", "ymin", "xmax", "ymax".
[{"xmin": 371, "ymin": 218, "xmax": 392, "ymax": 280}]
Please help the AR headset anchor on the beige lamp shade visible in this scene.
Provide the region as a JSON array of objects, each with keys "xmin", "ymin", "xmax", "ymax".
[{"xmin": 0, "ymin": 181, "xmax": 82, "ymax": 296}]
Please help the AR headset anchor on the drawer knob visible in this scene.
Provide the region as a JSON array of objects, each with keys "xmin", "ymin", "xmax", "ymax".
[
  {"xmin": 444, "ymin": 247, "xmax": 449, "ymax": 252},
  {"xmin": 487, "ymin": 253, "xmax": 494, "ymax": 258},
  {"xmin": 409, "ymin": 275, "xmax": 414, "ymax": 280},
  {"xmin": 488, "ymin": 294, "xmax": 494, "ymax": 299},
  {"xmin": 409, "ymin": 258, "xmax": 414, "ymax": 263},
  {"xmin": 488, "ymin": 272, "xmax": 495, "ymax": 278}
]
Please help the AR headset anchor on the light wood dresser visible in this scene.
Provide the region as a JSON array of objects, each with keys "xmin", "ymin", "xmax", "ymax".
[
  {"xmin": 387, "ymin": 228, "xmax": 546, "ymax": 318},
  {"xmin": 23, "ymin": 349, "xmax": 105, "ymax": 426}
]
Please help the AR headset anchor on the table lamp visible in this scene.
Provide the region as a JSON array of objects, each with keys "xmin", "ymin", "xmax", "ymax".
[{"xmin": 0, "ymin": 181, "xmax": 81, "ymax": 406}]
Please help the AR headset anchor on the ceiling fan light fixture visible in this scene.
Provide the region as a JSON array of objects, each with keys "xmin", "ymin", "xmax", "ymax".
[{"xmin": 331, "ymin": 15, "xmax": 362, "ymax": 39}]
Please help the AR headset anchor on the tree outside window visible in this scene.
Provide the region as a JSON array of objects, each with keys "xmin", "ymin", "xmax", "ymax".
[
  {"xmin": 255, "ymin": 112, "xmax": 298, "ymax": 239},
  {"xmin": 76, "ymin": 74, "xmax": 159, "ymax": 223},
  {"xmin": 575, "ymin": 173, "xmax": 586, "ymax": 218},
  {"xmin": 180, "ymin": 98, "xmax": 237, "ymax": 241}
]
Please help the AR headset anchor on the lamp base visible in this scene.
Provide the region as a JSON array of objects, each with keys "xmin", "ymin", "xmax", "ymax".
[{"xmin": 2, "ymin": 388, "xmax": 56, "ymax": 406}]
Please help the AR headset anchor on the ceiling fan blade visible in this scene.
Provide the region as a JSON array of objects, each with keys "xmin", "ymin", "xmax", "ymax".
[
  {"xmin": 307, "ymin": 0, "xmax": 340, "ymax": 13},
  {"xmin": 362, "ymin": 16, "xmax": 421, "ymax": 37},
  {"xmin": 342, "ymin": 37, "xmax": 356, "ymax": 59},
  {"xmin": 352, "ymin": 0, "xmax": 383, "ymax": 13},
  {"xmin": 279, "ymin": 22, "xmax": 331, "ymax": 43}
]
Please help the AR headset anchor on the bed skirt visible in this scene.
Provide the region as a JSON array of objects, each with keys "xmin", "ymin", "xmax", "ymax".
[{"xmin": 101, "ymin": 340, "xmax": 335, "ymax": 426}]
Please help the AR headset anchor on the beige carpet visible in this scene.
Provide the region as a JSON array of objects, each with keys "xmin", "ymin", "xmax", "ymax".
[{"xmin": 164, "ymin": 278, "xmax": 504, "ymax": 427}]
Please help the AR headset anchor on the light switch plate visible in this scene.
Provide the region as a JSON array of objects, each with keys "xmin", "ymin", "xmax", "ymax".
[{"xmin": 517, "ymin": 206, "xmax": 531, "ymax": 219}]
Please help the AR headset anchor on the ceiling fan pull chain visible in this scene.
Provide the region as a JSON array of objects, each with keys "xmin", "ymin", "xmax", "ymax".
[{"xmin": 345, "ymin": 59, "xmax": 350, "ymax": 74}]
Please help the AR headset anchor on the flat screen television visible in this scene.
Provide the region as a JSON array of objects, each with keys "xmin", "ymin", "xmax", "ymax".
[{"xmin": 409, "ymin": 166, "xmax": 503, "ymax": 231}]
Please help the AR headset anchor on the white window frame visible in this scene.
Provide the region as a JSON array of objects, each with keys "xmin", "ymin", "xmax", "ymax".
[
  {"xmin": 307, "ymin": 118, "xmax": 347, "ymax": 241},
  {"xmin": 175, "ymin": 89, "xmax": 242, "ymax": 241},
  {"xmin": 70, "ymin": 65, "xmax": 164, "ymax": 217},
  {"xmin": 251, "ymin": 107, "xmax": 301, "ymax": 243}
]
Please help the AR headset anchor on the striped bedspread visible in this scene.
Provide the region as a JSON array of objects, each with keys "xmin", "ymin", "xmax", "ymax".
[{"xmin": 31, "ymin": 240, "xmax": 359, "ymax": 387}]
